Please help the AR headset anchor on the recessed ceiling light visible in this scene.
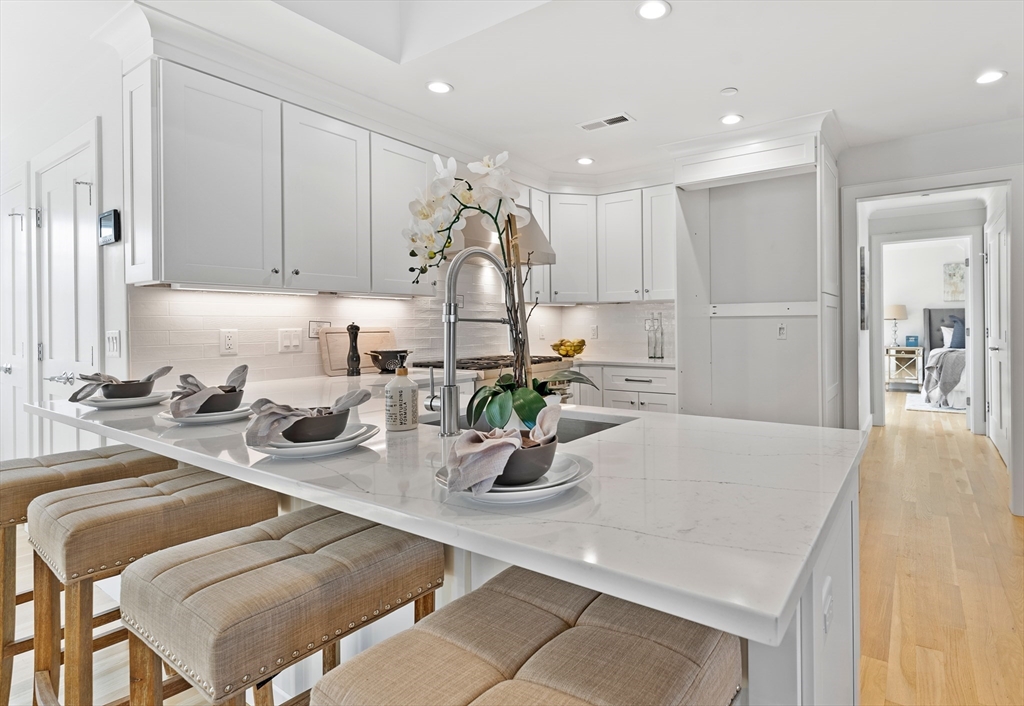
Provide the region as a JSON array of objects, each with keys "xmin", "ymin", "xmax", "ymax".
[
  {"xmin": 720, "ymin": 114, "xmax": 743, "ymax": 125},
  {"xmin": 426, "ymin": 81, "xmax": 453, "ymax": 94},
  {"xmin": 577, "ymin": 157, "xmax": 595, "ymax": 166},
  {"xmin": 720, "ymin": 87, "xmax": 739, "ymax": 96},
  {"xmin": 636, "ymin": 0, "xmax": 671, "ymax": 20},
  {"xmin": 976, "ymin": 70, "xmax": 1007, "ymax": 84}
]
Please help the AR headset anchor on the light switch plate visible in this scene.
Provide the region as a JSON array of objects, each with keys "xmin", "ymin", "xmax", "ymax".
[
  {"xmin": 308, "ymin": 320, "xmax": 331, "ymax": 339},
  {"xmin": 105, "ymin": 331, "xmax": 121, "ymax": 359},
  {"xmin": 590, "ymin": 325, "xmax": 599, "ymax": 340},
  {"xmin": 539, "ymin": 326, "xmax": 546, "ymax": 340},
  {"xmin": 220, "ymin": 329, "xmax": 238, "ymax": 356},
  {"xmin": 776, "ymin": 323, "xmax": 787, "ymax": 340},
  {"xmin": 278, "ymin": 328, "xmax": 302, "ymax": 353}
]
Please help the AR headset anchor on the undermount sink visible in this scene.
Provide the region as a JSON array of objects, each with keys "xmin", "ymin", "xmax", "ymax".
[{"xmin": 423, "ymin": 411, "xmax": 632, "ymax": 443}]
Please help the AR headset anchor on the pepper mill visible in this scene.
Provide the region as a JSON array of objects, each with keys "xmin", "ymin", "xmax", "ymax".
[{"xmin": 346, "ymin": 322, "xmax": 361, "ymax": 376}]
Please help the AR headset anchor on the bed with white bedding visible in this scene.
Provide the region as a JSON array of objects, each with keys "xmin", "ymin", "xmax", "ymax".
[{"xmin": 921, "ymin": 308, "xmax": 967, "ymax": 409}]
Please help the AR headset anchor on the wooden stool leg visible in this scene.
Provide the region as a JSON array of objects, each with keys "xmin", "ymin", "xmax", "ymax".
[
  {"xmin": 32, "ymin": 554, "xmax": 60, "ymax": 706},
  {"xmin": 414, "ymin": 591, "xmax": 434, "ymax": 623},
  {"xmin": 1, "ymin": 525, "xmax": 15, "ymax": 706},
  {"xmin": 322, "ymin": 641, "xmax": 339, "ymax": 674},
  {"xmin": 128, "ymin": 632, "xmax": 163, "ymax": 706},
  {"xmin": 64, "ymin": 580, "xmax": 93, "ymax": 706},
  {"xmin": 254, "ymin": 679, "xmax": 275, "ymax": 706}
]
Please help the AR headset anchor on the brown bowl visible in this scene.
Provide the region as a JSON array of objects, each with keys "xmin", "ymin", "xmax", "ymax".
[
  {"xmin": 494, "ymin": 435, "xmax": 558, "ymax": 486},
  {"xmin": 196, "ymin": 387, "xmax": 244, "ymax": 414},
  {"xmin": 101, "ymin": 380, "xmax": 156, "ymax": 399},
  {"xmin": 282, "ymin": 408, "xmax": 350, "ymax": 443}
]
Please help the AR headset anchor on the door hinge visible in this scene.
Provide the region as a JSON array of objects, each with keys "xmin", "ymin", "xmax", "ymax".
[
  {"xmin": 984, "ymin": 251, "xmax": 990, "ymax": 264},
  {"xmin": 966, "ymin": 396, "xmax": 970, "ymax": 406},
  {"xmin": 987, "ymin": 401, "xmax": 991, "ymax": 414},
  {"xmin": 966, "ymin": 327, "xmax": 970, "ymax": 337},
  {"xmin": 986, "ymin": 326, "xmax": 990, "ymax": 337},
  {"xmin": 37, "ymin": 342, "xmax": 43, "ymax": 361},
  {"xmin": 965, "ymin": 257, "xmax": 969, "ymax": 267},
  {"xmin": 28, "ymin": 207, "xmax": 41, "ymax": 228}
]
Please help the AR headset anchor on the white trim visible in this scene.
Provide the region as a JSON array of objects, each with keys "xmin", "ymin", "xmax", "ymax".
[{"xmin": 709, "ymin": 302, "xmax": 818, "ymax": 318}]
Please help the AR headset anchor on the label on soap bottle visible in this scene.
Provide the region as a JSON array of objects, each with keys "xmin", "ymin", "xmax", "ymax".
[{"xmin": 385, "ymin": 371, "xmax": 418, "ymax": 431}]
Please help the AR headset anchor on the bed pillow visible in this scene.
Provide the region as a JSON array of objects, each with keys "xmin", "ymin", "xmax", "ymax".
[
  {"xmin": 941, "ymin": 327, "xmax": 953, "ymax": 347},
  {"xmin": 949, "ymin": 315, "xmax": 966, "ymax": 349}
]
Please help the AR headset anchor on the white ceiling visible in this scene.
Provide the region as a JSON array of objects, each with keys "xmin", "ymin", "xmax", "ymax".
[{"xmin": 3, "ymin": 0, "xmax": 1022, "ymax": 180}]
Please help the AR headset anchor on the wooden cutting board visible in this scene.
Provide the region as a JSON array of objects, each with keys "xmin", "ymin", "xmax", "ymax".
[{"xmin": 318, "ymin": 327, "xmax": 397, "ymax": 376}]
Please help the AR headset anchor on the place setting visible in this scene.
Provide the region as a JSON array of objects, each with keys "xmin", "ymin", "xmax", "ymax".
[
  {"xmin": 437, "ymin": 405, "xmax": 592, "ymax": 504},
  {"xmin": 68, "ymin": 366, "xmax": 173, "ymax": 409},
  {"xmin": 244, "ymin": 389, "xmax": 378, "ymax": 459},
  {"xmin": 157, "ymin": 365, "xmax": 253, "ymax": 425}
]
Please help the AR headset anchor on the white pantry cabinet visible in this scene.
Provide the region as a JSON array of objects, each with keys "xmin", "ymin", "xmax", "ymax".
[
  {"xmin": 283, "ymin": 104, "xmax": 370, "ymax": 293},
  {"xmin": 370, "ymin": 134, "xmax": 436, "ymax": 296},
  {"xmin": 597, "ymin": 190, "xmax": 643, "ymax": 302},
  {"xmin": 549, "ymin": 194, "xmax": 597, "ymax": 303},
  {"xmin": 523, "ymin": 189, "xmax": 551, "ymax": 304},
  {"xmin": 642, "ymin": 185, "xmax": 677, "ymax": 300}
]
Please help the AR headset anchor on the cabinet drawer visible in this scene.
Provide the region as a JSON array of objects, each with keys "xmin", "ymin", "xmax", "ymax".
[
  {"xmin": 602, "ymin": 367, "xmax": 677, "ymax": 394},
  {"xmin": 639, "ymin": 392, "xmax": 676, "ymax": 414}
]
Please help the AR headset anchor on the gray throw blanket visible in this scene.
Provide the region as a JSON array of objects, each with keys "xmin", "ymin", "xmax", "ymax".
[{"xmin": 923, "ymin": 348, "xmax": 966, "ymax": 406}]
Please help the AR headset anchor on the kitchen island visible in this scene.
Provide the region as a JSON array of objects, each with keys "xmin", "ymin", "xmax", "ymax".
[{"xmin": 27, "ymin": 375, "xmax": 867, "ymax": 705}]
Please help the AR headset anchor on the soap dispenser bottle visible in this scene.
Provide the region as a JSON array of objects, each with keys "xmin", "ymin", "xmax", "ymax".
[{"xmin": 385, "ymin": 367, "xmax": 418, "ymax": 431}]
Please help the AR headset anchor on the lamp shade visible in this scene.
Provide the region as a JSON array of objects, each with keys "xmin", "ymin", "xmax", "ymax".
[
  {"xmin": 884, "ymin": 304, "xmax": 908, "ymax": 321},
  {"xmin": 450, "ymin": 206, "xmax": 556, "ymax": 266}
]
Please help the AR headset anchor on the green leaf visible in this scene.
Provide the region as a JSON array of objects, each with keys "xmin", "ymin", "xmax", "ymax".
[
  {"xmin": 466, "ymin": 386, "xmax": 498, "ymax": 425},
  {"xmin": 511, "ymin": 387, "xmax": 547, "ymax": 428},
  {"xmin": 484, "ymin": 390, "xmax": 513, "ymax": 428},
  {"xmin": 495, "ymin": 373, "xmax": 515, "ymax": 389},
  {"xmin": 544, "ymin": 369, "xmax": 598, "ymax": 388}
]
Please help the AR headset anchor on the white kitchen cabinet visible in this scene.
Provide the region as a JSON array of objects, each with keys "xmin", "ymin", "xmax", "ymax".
[
  {"xmin": 603, "ymin": 389, "xmax": 639, "ymax": 410},
  {"xmin": 523, "ymin": 189, "xmax": 551, "ymax": 304},
  {"xmin": 642, "ymin": 185, "xmax": 677, "ymax": 300},
  {"xmin": 639, "ymin": 392, "xmax": 675, "ymax": 413},
  {"xmin": 160, "ymin": 61, "xmax": 283, "ymax": 288},
  {"xmin": 370, "ymin": 134, "xmax": 435, "ymax": 296},
  {"xmin": 597, "ymin": 190, "xmax": 643, "ymax": 302},
  {"xmin": 572, "ymin": 365, "xmax": 603, "ymax": 406},
  {"xmin": 549, "ymin": 194, "xmax": 597, "ymax": 303},
  {"xmin": 283, "ymin": 104, "xmax": 370, "ymax": 293}
]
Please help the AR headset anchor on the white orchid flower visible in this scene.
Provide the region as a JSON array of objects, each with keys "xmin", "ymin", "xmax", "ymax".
[
  {"xmin": 408, "ymin": 190, "xmax": 437, "ymax": 221},
  {"xmin": 468, "ymin": 151, "xmax": 508, "ymax": 175},
  {"xmin": 430, "ymin": 155, "xmax": 458, "ymax": 199}
]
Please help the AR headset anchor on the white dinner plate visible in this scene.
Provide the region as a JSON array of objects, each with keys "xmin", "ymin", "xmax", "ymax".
[
  {"xmin": 78, "ymin": 393, "xmax": 170, "ymax": 410},
  {"xmin": 436, "ymin": 453, "xmax": 592, "ymax": 504},
  {"xmin": 267, "ymin": 423, "xmax": 372, "ymax": 449},
  {"xmin": 250, "ymin": 425, "xmax": 379, "ymax": 459},
  {"xmin": 488, "ymin": 455, "xmax": 581, "ymax": 492},
  {"xmin": 158, "ymin": 408, "xmax": 253, "ymax": 425}
]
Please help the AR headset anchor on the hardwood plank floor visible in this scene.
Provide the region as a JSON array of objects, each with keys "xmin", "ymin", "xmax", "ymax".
[{"xmin": 860, "ymin": 392, "xmax": 1024, "ymax": 706}]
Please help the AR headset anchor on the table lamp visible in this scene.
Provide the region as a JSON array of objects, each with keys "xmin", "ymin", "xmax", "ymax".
[{"xmin": 884, "ymin": 304, "xmax": 908, "ymax": 347}]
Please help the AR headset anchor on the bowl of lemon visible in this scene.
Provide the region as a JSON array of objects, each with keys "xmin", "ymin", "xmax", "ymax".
[{"xmin": 551, "ymin": 338, "xmax": 586, "ymax": 358}]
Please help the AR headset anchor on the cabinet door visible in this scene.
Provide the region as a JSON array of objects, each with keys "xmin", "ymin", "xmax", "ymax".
[
  {"xmin": 283, "ymin": 105, "xmax": 370, "ymax": 293},
  {"xmin": 597, "ymin": 190, "xmax": 643, "ymax": 302},
  {"xmin": 573, "ymin": 366, "xmax": 603, "ymax": 406},
  {"xmin": 160, "ymin": 62, "xmax": 283, "ymax": 287},
  {"xmin": 370, "ymin": 134, "xmax": 435, "ymax": 296},
  {"xmin": 639, "ymin": 392, "xmax": 676, "ymax": 413},
  {"xmin": 549, "ymin": 194, "xmax": 597, "ymax": 303},
  {"xmin": 523, "ymin": 190, "xmax": 550, "ymax": 304},
  {"xmin": 604, "ymin": 389, "xmax": 639, "ymax": 410},
  {"xmin": 642, "ymin": 185, "xmax": 676, "ymax": 300}
]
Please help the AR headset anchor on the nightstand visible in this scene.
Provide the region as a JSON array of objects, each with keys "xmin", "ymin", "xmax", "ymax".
[{"xmin": 885, "ymin": 346, "xmax": 924, "ymax": 390}]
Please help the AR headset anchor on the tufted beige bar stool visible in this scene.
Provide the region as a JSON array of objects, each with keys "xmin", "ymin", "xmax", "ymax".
[
  {"xmin": 27, "ymin": 464, "xmax": 279, "ymax": 706},
  {"xmin": 120, "ymin": 504, "xmax": 444, "ymax": 706},
  {"xmin": 311, "ymin": 566, "xmax": 743, "ymax": 706},
  {"xmin": 0, "ymin": 445, "xmax": 177, "ymax": 706}
]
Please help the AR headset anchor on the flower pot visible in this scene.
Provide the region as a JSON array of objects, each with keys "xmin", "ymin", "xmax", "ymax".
[
  {"xmin": 282, "ymin": 408, "xmax": 350, "ymax": 443},
  {"xmin": 494, "ymin": 435, "xmax": 558, "ymax": 486},
  {"xmin": 196, "ymin": 387, "xmax": 244, "ymax": 414},
  {"xmin": 101, "ymin": 380, "xmax": 156, "ymax": 399}
]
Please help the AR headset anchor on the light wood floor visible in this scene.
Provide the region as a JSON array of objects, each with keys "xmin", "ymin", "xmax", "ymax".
[{"xmin": 860, "ymin": 391, "xmax": 1024, "ymax": 706}]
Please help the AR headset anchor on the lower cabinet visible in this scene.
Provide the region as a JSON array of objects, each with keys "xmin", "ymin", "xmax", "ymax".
[{"xmin": 603, "ymin": 390, "xmax": 676, "ymax": 412}]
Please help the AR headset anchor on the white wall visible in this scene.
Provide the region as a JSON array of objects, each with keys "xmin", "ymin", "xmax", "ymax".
[
  {"xmin": 880, "ymin": 239, "xmax": 970, "ymax": 347},
  {"xmin": 561, "ymin": 302, "xmax": 675, "ymax": 362}
]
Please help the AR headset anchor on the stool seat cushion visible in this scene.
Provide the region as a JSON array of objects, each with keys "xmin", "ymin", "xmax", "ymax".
[
  {"xmin": 311, "ymin": 567, "xmax": 742, "ymax": 706},
  {"xmin": 0, "ymin": 445, "xmax": 177, "ymax": 525},
  {"xmin": 27, "ymin": 465, "xmax": 278, "ymax": 583},
  {"xmin": 120, "ymin": 505, "xmax": 444, "ymax": 703}
]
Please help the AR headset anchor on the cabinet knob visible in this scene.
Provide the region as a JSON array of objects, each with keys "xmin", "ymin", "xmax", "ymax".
[
  {"xmin": 644, "ymin": 288, "xmax": 650, "ymax": 293},
  {"xmin": 553, "ymin": 291, "xmax": 559, "ymax": 295},
  {"xmin": 634, "ymin": 289, "xmax": 639, "ymax": 294},
  {"xmin": 271, "ymin": 268, "xmax": 280, "ymax": 274},
  {"xmin": 640, "ymin": 401, "xmax": 646, "ymax": 406},
  {"xmin": 630, "ymin": 400, "xmax": 635, "ymax": 405},
  {"xmin": 292, "ymin": 269, "xmax": 300, "ymax": 276}
]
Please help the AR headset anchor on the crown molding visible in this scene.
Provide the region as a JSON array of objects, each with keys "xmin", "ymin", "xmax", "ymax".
[{"xmin": 662, "ymin": 110, "xmax": 849, "ymax": 160}]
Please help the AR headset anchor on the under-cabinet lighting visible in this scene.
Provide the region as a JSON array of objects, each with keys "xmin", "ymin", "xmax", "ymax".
[
  {"xmin": 170, "ymin": 284, "xmax": 318, "ymax": 296},
  {"xmin": 720, "ymin": 114, "xmax": 743, "ymax": 125},
  {"xmin": 636, "ymin": 0, "xmax": 671, "ymax": 20},
  {"xmin": 427, "ymin": 81, "xmax": 454, "ymax": 94},
  {"xmin": 576, "ymin": 157, "xmax": 595, "ymax": 165},
  {"xmin": 976, "ymin": 70, "xmax": 1006, "ymax": 84}
]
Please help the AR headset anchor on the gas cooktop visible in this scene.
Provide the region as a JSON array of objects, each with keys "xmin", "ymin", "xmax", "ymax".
[{"xmin": 410, "ymin": 355, "xmax": 563, "ymax": 371}]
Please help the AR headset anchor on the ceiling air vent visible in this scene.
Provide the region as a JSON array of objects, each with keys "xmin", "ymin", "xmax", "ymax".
[{"xmin": 577, "ymin": 113, "xmax": 636, "ymax": 131}]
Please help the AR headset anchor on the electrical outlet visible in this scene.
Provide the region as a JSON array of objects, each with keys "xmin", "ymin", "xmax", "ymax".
[
  {"xmin": 590, "ymin": 325, "xmax": 599, "ymax": 340},
  {"xmin": 776, "ymin": 323, "xmax": 787, "ymax": 340},
  {"xmin": 105, "ymin": 330, "xmax": 121, "ymax": 359},
  {"xmin": 539, "ymin": 326, "xmax": 546, "ymax": 340},
  {"xmin": 219, "ymin": 329, "xmax": 238, "ymax": 355},
  {"xmin": 278, "ymin": 328, "xmax": 302, "ymax": 353},
  {"xmin": 308, "ymin": 320, "xmax": 331, "ymax": 339}
]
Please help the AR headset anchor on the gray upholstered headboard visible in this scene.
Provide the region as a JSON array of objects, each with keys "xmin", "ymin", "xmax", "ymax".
[{"xmin": 922, "ymin": 308, "xmax": 965, "ymax": 361}]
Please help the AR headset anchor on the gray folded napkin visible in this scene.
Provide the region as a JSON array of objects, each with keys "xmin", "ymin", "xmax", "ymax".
[
  {"xmin": 446, "ymin": 427, "xmax": 523, "ymax": 496},
  {"xmin": 168, "ymin": 365, "xmax": 248, "ymax": 418},
  {"xmin": 244, "ymin": 389, "xmax": 371, "ymax": 447},
  {"xmin": 69, "ymin": 366, "xmax": 172, "ymax": 402},
  {"xmin": 525, "ymin": 404, "xmax": 560, "ymax": 447}
]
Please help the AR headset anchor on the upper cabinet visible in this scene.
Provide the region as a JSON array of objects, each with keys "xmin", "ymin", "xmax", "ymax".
[
  {"xmin": 159, "ymin": 62, "xmax": 283, "ymax": 288},
  {"xmin": 524, "ymin": 189, "xmax": 551, "ymax": 304},
  {"xmin": 370, "ymin": 134, "xmax": 435, "ymax": 296},
  {"xmin": 283, "ymin": 104, "xmax": 370, "ymax": 293},
  {"xmin": 597, "ymin": 190, "xmax": 643, "ymax": 302},
  {"xmin": 549, "ymin": 194, "xmax": 597, "ymax": 303},
  {"xmin": 642, "ymin": 185, "xmax": 677, "ymax": 300}
]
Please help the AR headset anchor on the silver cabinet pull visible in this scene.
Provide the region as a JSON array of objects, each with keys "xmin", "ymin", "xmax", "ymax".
[
  {"xmin": 1, "ymin": 363, "xmax": 11, "ymax": 374},
  {"xmin": 292, "ymin": 269, "xmax": 300, "ymax": 275},
  {"xmin": 644, "ymin": 288, "xmax": 650, "ymax": 293},
  {"xmin": 271, "ymin": 268, "xmax": 280, "ymax": 274},
  {"xmin": 630, "ymin": 400, "xmax": 635, "ymax": 405},
  {"xmin": 624, "ymin": 377, "xmax": 653, "ymax": 383},
  {"xmin": 639, "ymin": 401, "xmax": 646, "ymax": 406},
  {"xmin": 989, "ymin": 346, "xmax": 1001, "ymax": 351},
  {"xmin": 634, "ymin": 289, "xmax": 639, "ymax": 293},
  {"xmin": 46, "ymin": 371, "xmax": 75, "ymax": 385}
]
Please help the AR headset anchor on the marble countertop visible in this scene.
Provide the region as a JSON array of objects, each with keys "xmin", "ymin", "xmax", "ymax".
[
  {"xmin": 28, "ymin": 376, "xmax": 866, "ymax": 646},
  {"xmin": 572, "ymin": 357, "xmax": 676, "ymax": 369}
]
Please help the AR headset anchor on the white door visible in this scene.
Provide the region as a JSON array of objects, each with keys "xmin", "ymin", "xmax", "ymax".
[
  {"xmin": 639, "ymin": 392, "xmax": 675, "ymax": 413},
  {"xmin": 524, "ymin": 190, "xmax": 550, "ymax": 304},
  {"xmin": 161, "ymin": 62, "xmax": 283, "ymax": 288},
  {"xmin": 549, "ymin": 194, "xmax": 597, "ymax": 303},
  {"xmin": 603, "ymin": 389, "xmax": 638, "ymax": 410},
  {"xmin": 642, "ymin": 185, "xmax": 676, "ymax": 300},
  {"xmin": 283, "ymin": 104, "xmax": 370, "ymax": 293},
  {"xmin": 33, "ymin": 122, "xmax": 102, "ymax": 454},
  {"xmin": 985, "ymin": 214, "xmax": 1010, "ymax": 462},
  {"xmin": 597, "ymin": 190, "xmax": 643, "ymax": 302},
  {"xmin": 1, "ymin": 167, "xmax": 34, "ymax": 460},
  {"xmin": 370, "ymin": 134, "xmax": 435, "ymax": 296}
]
